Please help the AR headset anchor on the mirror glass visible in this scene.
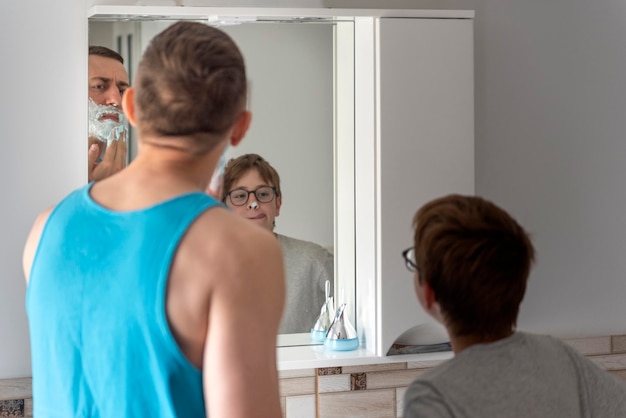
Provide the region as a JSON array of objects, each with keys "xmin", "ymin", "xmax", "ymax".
[{"xmin": 88, "ymin": 15, "xmax": 355, "ymax": 347}]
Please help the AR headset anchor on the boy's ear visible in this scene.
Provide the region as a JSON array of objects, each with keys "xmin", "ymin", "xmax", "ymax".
[
  {"xmin": 121, "ymin": 87, "xmax": 136, "ymax": 127},
  {"xmin": 275, "ymin": 195, "xmax": 282, "ymax": 217},
  {"xmin": 422, "ymin": 280, "xmax": 437, "ymax": 311},
  {"xmin": 421, "ymin": 280, "xmax": 447, "ymax": 324},
  {"xmin": 230, "ymin": 111, "xmax": 252, "ymax": 147}
]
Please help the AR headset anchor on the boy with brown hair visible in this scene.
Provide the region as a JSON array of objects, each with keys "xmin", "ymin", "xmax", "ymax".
[
  {"xmin": 221, "ymin": 153, "xmax": 333, "ymax": 334},
  {"xmin": 403, "ymin": 194, "xmax": 626, "ymax": 417}
]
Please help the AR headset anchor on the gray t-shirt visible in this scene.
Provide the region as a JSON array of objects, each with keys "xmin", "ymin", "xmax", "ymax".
[
  {"xmin": 404, "ymin": 332, "xmax": 626, "ymax": 418},
  {"xmin": 277, "ymin": 234, "xmax": 334, "ymax": 334}
]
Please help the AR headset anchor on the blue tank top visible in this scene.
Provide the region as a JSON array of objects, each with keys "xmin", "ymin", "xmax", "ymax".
[{"xmin": 26, "ymin": 183, "xmax": 221, "ymax": 418}]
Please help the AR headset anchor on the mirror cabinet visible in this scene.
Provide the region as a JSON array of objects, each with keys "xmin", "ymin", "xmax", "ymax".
[{"xmin": 89, "ymin": 4, "xmax": 474, "ymax": 360}]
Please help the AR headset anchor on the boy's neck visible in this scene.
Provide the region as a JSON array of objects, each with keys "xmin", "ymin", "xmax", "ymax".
[{"xmin": 449, "ymin": 330, "xmax": 514, "ymax": 354}]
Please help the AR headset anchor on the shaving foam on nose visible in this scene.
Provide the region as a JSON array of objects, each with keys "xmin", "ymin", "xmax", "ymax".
[
  {"xmin": 88, "ymin": 98, "xmax": 128, "ymax": 144},
  {"xmin": 250, "ymin": 201, "xmax": 259, "ymax": 209}
]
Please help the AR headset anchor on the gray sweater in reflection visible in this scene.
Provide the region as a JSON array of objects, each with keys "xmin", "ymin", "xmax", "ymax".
[{"xmin": 276, "ymin": 234, "xmax": 334, "ymax": 334}]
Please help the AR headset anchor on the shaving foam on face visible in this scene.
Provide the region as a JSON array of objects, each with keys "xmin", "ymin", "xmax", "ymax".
[{"xmin": 88, "ymin": 98, "xmax": 128, "ymax": 145}]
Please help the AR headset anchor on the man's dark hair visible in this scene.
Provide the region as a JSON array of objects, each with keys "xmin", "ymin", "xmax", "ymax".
[{"xmin": 88, "ymin": 45, "xmax": 124, "ymax": 64}]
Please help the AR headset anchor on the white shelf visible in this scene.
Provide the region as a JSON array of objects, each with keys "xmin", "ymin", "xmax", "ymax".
[{"xmin": 277, "ymin": 345, "xmax": 453, "ymax": 370}]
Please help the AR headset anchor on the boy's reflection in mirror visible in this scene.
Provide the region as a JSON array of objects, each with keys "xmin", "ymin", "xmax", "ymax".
[{"xmin": 222, "ymin": 153, "xmax": 334, "ymax": 334}]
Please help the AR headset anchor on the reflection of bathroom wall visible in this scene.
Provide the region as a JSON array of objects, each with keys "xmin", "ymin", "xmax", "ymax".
[
  {"xmin": 222, "ymin": 23, "xmax": 334, "ymax": 249},
  {"xmin": 88, "ymin": 21, "xmax": 111, "ymax": 46}
]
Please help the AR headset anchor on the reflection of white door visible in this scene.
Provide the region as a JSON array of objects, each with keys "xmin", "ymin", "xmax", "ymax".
[
  {"xmin": 88, "ymin": 21, "xmax": 138, "ymax": 83},
  {"xmin": 112, "ymin": 22, "xmax": 141, "ymax": 165}
]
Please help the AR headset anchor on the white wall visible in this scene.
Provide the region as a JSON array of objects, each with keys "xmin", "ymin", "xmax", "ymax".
[
  {"xmin": 469, "ymin": 0, "xmax": 626, "ymax": 337},
  {"xmin": 0, "ymin": 1, "xmax": 87, "ymax": 378},
  {"xmin": 407, "ymin": 0, "xmax": 626, "ymax": 338}
]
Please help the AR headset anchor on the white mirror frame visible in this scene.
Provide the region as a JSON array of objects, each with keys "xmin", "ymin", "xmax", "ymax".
[{"xmin": 88, "ymin": 5, "xmax": 358, "ymax": 348}]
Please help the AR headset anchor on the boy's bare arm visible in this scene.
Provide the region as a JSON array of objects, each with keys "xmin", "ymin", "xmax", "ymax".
[{"xmin": 203, "ymin": 224, "xmax": 286, "ymax": 418}]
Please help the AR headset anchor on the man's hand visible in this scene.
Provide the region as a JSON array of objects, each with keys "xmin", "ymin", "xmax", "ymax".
[{"xmin": 88, "ymin": 132, "xmax": 128, "ymax": 182}]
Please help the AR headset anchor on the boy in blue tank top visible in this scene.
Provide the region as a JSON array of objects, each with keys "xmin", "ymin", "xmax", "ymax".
[{"xmin": 23, "ymin": 21, "xmax": 285, "ymax": 418}]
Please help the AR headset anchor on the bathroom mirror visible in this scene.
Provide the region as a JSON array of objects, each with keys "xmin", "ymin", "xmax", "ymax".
[{"xmin": 88, "ymin": 10, "xmax": 356, "ymax": 347}]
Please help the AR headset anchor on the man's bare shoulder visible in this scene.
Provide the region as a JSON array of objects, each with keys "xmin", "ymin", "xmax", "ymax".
[
  {"xmin": 166, "ymin": 205, "xmax": 285, "ymax": 371},
  {"xmin": 178, "ymin": 207, "xmax": 284, "ymax": 287},
  {"xmin": 193, "ymin": 209, "xmax": 286, "ymax": 418},
  {"xmin": 200, "ymin": 207, "xmax": 281, "ymax": 255}
]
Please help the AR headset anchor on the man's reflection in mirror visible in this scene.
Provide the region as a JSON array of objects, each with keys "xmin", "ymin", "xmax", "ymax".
[
  {"xmin": 87, "ymin": 46, "xmax": 129, "ymax": 182},
  {"xmin": 222, "ymin": 153, "xmax": 334, "ymax": 334}
]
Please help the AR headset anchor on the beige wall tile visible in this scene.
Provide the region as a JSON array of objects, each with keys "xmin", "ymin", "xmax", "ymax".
[
  {"xmin": 318, "ymin": 389, "xmax": 395, "ymax": 418},
  {"xmin": 609, "ymin": 369, "xmax": 626, "ymax": 380},
  {"xmin": 0, "ymin": 399, "xmax": 24, "ymax": 417},
  {"xmin": 279, "ymin": 369, "xmax": 315, "ymax": 379},
  {"xmin": 279, "ymin": 377, "xmax": 316, "ymax": 397},
  {"xmin": 407, "ymin": 359, "xmax": 447, "ymax": 369},
  {"xmin": 396, "ymin": 387, "xmax": 407, "ymax": 418},
  {"xmin": 0, "ymin": 378, "xmax": 32, "ymax": 401},
  {"xmin": 280, "ymin": 397, "xmax": 286, "ymax": 418},
  {"xmin": 342, "ymin": 362, "xmax": 407, "ymax": 374},
  {"xmin": 588, "ymin": 354, "xmax": 626, "ymax": 371},
  {"xmin": 318, "ymin": 366, "xmax": 342, "ymax": 375},
  {"xmin": 612, "ymin": 335, "xmax": 626, "ymax": 354},
  {"xmin": 24, "ymin": 398, "xmax": 32, "ymax": 418},
  {"xmin": 318, "ymin": 373, "xmax": 351, "ymax": 393},
  {"xmin": 351, "ymin": 373, "xmax": 367, "ymax": 390},
  {"xmin": 563, "ymin": 336, "xmax": 611, "ymax": 355},
  {"xmin": 367, "ymin": 369, "xmax": 428, "ymax": 390},
  {"xmin": 285, "ymin": 394, "xmax": 316, "ymax": 418}
]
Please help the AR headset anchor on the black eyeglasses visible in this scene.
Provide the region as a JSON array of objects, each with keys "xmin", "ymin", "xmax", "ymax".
[
  {"xmin": 226, "ymin": 186, "xmax": 277, "ymax": 206},
  {"xmin": 402, "ymin": 247, "xmax": 418, "ymax": 273}
]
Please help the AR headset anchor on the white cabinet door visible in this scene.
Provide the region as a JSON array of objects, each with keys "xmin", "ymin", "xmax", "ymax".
[{"xmin": 377, "ymin": 17, "xmax": 475, "ymax": 355}]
